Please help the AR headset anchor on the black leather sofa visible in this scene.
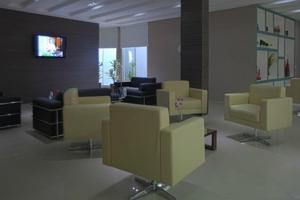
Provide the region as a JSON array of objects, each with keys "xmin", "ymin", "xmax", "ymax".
[
  {"xmin": 0, "ymin": 94, "xmax": 22, "ymax": 129},
  {"xmin": 114, "ymin": 77, "xmax": 161, "ymax": 105},
  {"xmin": 32, "ymin": 88, "xmax": 111, "ymax": 139}
]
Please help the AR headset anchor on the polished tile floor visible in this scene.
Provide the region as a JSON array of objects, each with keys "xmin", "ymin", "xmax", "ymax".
[{"xmin": 0, "ymin": 103, "xmax": 300, "ymax": 200}]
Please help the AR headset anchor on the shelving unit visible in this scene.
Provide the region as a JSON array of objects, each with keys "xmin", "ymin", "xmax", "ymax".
[{"xmin": 256, "ymin": 6, "xmax": 296, "ymax": 86}]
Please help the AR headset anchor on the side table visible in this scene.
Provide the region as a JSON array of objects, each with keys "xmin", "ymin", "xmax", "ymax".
[{"xmin": 205, "ymin": 128, "xmax": 217, "ymax": 151}]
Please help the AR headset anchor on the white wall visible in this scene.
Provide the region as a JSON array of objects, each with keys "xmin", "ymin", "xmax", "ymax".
[{"xmin": 209, "ymin": 6, "xmax": 257, "ymax": 101}]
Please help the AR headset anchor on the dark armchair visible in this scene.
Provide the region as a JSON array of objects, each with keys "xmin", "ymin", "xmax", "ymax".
[
  {"xmin": 115, "ymin": 77, "xmax": 161, "ymax": 105},
  {"xmin": 0, "ymin": 94, "xmax": 22, "ymax": 129}
]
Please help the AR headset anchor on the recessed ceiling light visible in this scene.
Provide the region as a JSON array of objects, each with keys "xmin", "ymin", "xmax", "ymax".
[
  {"xmin": 134, "ymin": 13, "xmax": 145, "ymax": 17},
  {"xmin": 271, "ymin": 0, "xmax": 297, "ymax": 5},
  {"xmin": 88, "ymin": 2, "xmax": 97, "ymax": 7},
  {"xmin": 174, "ymin": 4, "xmax": 181, "ymax": 8},
  {"xmin": 92, "ymin": 5, "xmax": 103, "ymax": 10},
  {"xmin": 290, "ymin": 9, "xmax": 300, "ymax": 13}
]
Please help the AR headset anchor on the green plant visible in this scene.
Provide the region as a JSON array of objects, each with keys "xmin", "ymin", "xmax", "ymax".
[
  {"xmin": 267, "ymin": 54, "xmax": 277, "ymax": 76},
  {"xmin": 108, "ymin": 60, "xmax": 121, "ymax": 83},
  {"xmin": 127, "ymin": 62, "xmax": 136, "ymax": 80}
]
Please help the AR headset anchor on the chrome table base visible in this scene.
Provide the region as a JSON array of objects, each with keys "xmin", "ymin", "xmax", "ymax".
[
  {"xmin": 130, "ymin": 177, "xmax": 176, "ymax": 200},
  {"xmin": 240, "ymin": 129, "xmax": 271, "ymax": 146}
]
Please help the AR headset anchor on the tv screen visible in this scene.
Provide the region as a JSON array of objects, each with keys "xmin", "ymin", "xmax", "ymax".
[{"xmin": 34, "ymin": 34, "xmax": 66, "ymax": 58}]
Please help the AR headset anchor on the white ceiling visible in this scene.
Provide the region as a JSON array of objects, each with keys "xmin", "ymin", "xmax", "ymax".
[{"xmin": 0, "ymin": 0, "xmax": 299, "ymax": 27}]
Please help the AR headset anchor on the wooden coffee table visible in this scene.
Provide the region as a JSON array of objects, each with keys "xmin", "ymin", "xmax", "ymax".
[{"xmin": 205, "ymin": 128, "xmax": 217, "ymax": 151}]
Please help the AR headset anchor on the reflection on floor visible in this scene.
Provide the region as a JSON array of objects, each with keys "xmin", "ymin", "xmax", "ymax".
[{"xmin": 0, "ymin": 103, "xmax": 300, "ymax": 200}]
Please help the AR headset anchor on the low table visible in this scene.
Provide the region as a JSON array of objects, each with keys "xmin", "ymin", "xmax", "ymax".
[{"xmin": 205, "ymin": 128, "xmax": 217, "ymax": 151}]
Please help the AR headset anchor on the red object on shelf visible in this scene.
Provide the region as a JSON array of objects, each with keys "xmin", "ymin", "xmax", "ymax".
[
  {"xmin": 256, "ymin": 69, "xmax": 262, "ymax": 80},
  {"xmin": 284, "ymin": 59, "xmax": 290, "ymax": 77}
]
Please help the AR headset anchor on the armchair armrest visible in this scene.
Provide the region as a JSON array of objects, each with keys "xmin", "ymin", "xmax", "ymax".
[
  {"xmin": 286, "ymin": 85, "xmax": 293, "ymax": 98},
  {"xmin": 189, "ymin": 88, "xmax": 208, "ymax": 114},
  {"xmin": 225, "ymin": 93, "xmax": 249, "ymax": 106},
  {"xmin": 139, "ymin": 83, "xmax": 162, "ymax": 95},
  {"xmin": 160, "ymin": 117, "xmax": 205, "ymax": 186},
  {"xmin": 114, "ymin": 82, "xmax": 131, "ymax": 88},
  {"xmin": 260, "ymin": 97, "xmax": 293, "ymax": 131},
  {"xmin": 224, "ymin": 93, "xmax": 249, "ymax": 120},
  {"xmin": 157, "ymin": 89, "xmax": 176, "ymax": 115},
  {"xmin": 102, "ymin": 119, "xmax": 111, "ymax": 165},
  {"xmin": 79, "ymin": 96, "xmax": 111, "ymax": 104}
]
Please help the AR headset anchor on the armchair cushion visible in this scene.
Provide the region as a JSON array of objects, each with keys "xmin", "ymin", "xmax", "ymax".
[
  {"xmin": 163, "ymin": 81, "xmax": 189, "ymax": 98},
  {"xmin": 230, "ymin": 104, "xmax": 260, "ymax": 123},
  {"xmin": 126, "ymin": 88, "xmax": 145, "ymax": 96},
  {"xmin": 178, "ymin": 97, "xmax": 202, "ymax": 110},
  {"xmin": 33, "ymin": 97, "xmax": 62, "ymax": 109},
  {"xmin": 131, "ymin": 77, "xmax": 156, "ymax": 88}
]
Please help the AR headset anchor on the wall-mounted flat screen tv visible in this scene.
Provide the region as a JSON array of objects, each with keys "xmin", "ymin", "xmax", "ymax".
[{"xmin": 33, "ymin": 34, "xmax": 66, "ymax": 58}]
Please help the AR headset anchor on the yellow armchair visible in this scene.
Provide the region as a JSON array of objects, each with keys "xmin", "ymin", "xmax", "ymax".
[
  {"xmin": 157, "ymin": 81, "xmax": 208, "ymax": 118},
  {"xmin": 286, "ymin": 78, "xmax": 300, "ymax": 104},
  {"xmin": 102, "ymin": 103, "xmax": 205, "ymax": 199},
  {"xmin": 63, "ymin": 88, "xmax": 110, "ymax": 150},
  {"xmin": 224, "ymin": 85, "xmax": 292, "ymax": 145}
]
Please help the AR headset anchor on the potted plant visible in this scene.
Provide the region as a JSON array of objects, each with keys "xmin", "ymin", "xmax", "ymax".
[
  {"xmin": 109, "ymin": 60, "xmax": 122, "ymax": 83},
  {"xmin": 127, "ymin": 62, "xmax": 136, "ymax": 81}
]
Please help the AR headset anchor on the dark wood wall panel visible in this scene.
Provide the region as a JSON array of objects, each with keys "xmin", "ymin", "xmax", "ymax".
[
  {"xmin": 181, "ymin": 0, "xmax": 209, "ymax": 89},
  {"xmin": 0, "ymin": 8, "xmax": 99, "ymax": 102}
]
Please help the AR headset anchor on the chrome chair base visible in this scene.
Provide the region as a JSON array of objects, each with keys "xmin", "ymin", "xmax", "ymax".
[
  {"xmin": 68, "ymin": 139, "xmax": 101, "ymax": 155},
  {"xmin": 130, "ymin": 177, "xmax": 176, "ymax": 200},
  {"xmin": 240, "ymin": 129, "xmax": 271, "ymax": 146}
]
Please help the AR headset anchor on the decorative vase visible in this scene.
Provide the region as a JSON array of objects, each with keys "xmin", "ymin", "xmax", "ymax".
[
  {"xmin": 256, "ymin": 69, "xmax": 262, "ymax": 80},
  {"xmin": 284, "ymin": 59, "xmax": 290, "ymax": 77}
]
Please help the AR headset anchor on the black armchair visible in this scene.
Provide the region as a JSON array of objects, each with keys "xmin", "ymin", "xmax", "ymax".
[
  {"xmin": 115, "ymin": 77, "xmax": 161, "ymax": 105},
  {"xmin": 0, "ymin": 95, "xmax": 22, "ymax": 129}
]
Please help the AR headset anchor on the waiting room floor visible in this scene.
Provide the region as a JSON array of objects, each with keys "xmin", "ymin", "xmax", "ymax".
[{"xmin": 0, "ymin": 102, "xmax": 300, "ymax": 200}]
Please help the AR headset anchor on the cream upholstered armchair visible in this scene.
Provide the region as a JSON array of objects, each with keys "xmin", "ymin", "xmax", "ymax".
[
  {"xmin": 286, "ymin": 78, "xmax": 300, "ymax": 104},
  {"xmin": 102, "ymin": 103, "xmax": 205, "ymax": 200},
  {"xmin": 63, "ymin": 88, "xmax": 110, "ymax": 151},
  {"xmin": 225, "ymin": 84, "xmax": 293, "ymax": 145},
  {"xmin": 157, "ymin": 81, "xmax": 208, "ymax": 119}
]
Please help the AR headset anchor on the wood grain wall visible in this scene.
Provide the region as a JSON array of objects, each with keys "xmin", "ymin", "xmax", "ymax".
[
  {"xmin": 181, "ymin": 0, "xmax": 209, "ymax": 89},
  {"xmin": 0, "ymin": 8, "xmax": 99, "ymax": 102}
]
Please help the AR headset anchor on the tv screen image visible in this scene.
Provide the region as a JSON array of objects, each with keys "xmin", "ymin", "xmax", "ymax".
[{"xmin": 34, "ymin": 35, "xmax": 66, "ymax": 58}]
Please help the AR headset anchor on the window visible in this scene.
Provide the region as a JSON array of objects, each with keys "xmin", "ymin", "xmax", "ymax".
[
  {"xmin": 99, "ymin": 48, "xmax": 117, "ymax": 86},
  {"xmin": 122, "ymin": 47, "xmax": 147, "ymax": 81}
]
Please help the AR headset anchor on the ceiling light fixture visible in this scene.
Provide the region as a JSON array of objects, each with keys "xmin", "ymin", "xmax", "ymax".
[
  {"xmin": 88, "ymin": 2, "xmax": 97, "ymax": 7},
  {"xmin": 92, "ymin": 5, "xmax": 103, "ymax": 10},
  {"xmin": 134, "ymin": 13, "xmax": 145, "ymax": 17},
  {"xmin": 174, "ymin": 4, "xmax": 181, "ymax": 8},
  {"xmin": 271, "ymin": 0, "xmax": 297, "ymax": 5}
]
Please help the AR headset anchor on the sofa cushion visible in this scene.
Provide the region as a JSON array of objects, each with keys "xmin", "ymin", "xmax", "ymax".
[
  {"xmin": 131, "ymin": 77, "xmax": 156, "ymax": 88},
  {"xmin": 230, "ymin": 104, "xmax": 260, "ymax": 122},
  {"xmin": 249, "ymin": 85, "xmax": 285, "ymax": 105},
  {"xmin": 177, "ymin": 97, "xmax": 202, "ymax": 111}
]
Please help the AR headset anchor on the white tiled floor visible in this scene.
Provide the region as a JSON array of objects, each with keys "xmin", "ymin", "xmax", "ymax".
[{"xmin": 0, "ymin": 102, "xmax": 299, "ymax": 200}]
